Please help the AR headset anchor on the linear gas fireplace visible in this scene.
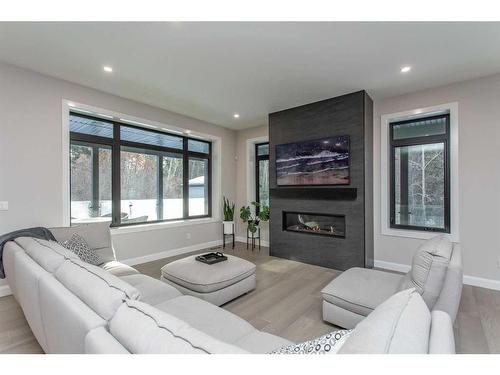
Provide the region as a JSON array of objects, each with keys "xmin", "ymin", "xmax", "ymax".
[{"xmin": 282, "ymin": 211, "xmax": 346, "ymax": 238}]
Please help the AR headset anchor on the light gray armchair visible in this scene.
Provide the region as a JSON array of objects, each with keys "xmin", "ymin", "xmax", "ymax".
[{"xmin": 321, "ymin": 235, "xmax": 463, "ymax": 329}]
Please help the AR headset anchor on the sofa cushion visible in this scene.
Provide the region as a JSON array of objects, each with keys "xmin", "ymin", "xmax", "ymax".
[
  {"xmin": 50, "ymin": 222, "xmax": 115, "ymax": 264},
  {"xmin": 161, "ymin": 254, "xmax": 256, "ymax": 293},
  {"xmin": 339, "ymin": 289, "xmax": 431, "ymax": 354},
  {"xmin": 155, "ymin": 295, "xmax": 255, "ymax": 344},
  {"xmin": 321, "ymin": 267, "xmax": 404, "ymax": 316},
  {"xmin": 62, "ymin": 233, "xmax": 102, "ymax": 265},
  {"xmin": 101, "ymin": 261, "xmax": 139, "ymax": 277},
  {"xmin": 54, "ymin": 258, "xmax": 141, "ymax": 320},
  {"xmin": 400, "ymin": 235, "xmax": 453, "ymax": 309},
  {"xmin": 14, "ymin": 237, "xmax": 78, "ymax": 273},
  {"xmin": 121, "ymin": 274, "xmax": 182, "ymax": 305},
  {"xmin": 109, "ymin": 299, "xmax": 248, "ymax": 354}
]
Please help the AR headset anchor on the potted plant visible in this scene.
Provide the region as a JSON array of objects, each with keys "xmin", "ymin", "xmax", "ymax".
[
  {"xmin": 240, "ymin": 201, "xmax": 270, "ymax": 235},
  {"xmin": 222, "ymin": 196, "xmax": 235, "ymax": 235}
]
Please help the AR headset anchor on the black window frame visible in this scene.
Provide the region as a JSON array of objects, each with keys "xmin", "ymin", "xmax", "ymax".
[
  {"xmin": 69, "ymin": 112, "xmax": 212, "ymax": 227},
  {"xmin": 255, "ymin": 142, "xmax": 269, "ymax": 208},
  {"xmin": 389, "ymin": 113, "xmax": 451, "ymax": 233}
]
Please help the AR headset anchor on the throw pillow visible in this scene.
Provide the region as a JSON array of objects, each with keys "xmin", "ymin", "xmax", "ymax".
[
  {"xmin": 61, "ymin": 233, "xmax": 101, "ymax": 265},
  {"xmin": 270, "ymin": 329, "xmax": 352, "ymax": 354}
]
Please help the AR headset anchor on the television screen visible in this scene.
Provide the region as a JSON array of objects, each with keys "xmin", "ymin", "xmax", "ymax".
[{"xmin": 276, "ymin": 135, "xmax": 350, "ymax": 186}]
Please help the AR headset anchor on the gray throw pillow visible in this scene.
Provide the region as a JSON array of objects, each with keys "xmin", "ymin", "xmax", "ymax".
[
  {"xmin": 61, "ymin": 233, "xmax": 101, "ymax": 265},
  {"xmin": 270, "ymin": 329, "xmax": 352, "ymax": 354}
]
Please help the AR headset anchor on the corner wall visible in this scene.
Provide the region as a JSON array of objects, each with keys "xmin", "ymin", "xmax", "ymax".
[
  {"xmin": 234, "ymin": 125, "xmax": 269, "ymax": 243},
  {"xmin": 374, "ymin": 73, "xmax": 500, "ymax": 286},
  {"xmin": 0, "ymin": 62, "xmax": 237, "ymax": 292}
]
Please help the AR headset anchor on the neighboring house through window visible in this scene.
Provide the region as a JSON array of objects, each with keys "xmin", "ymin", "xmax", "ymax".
[
  {"xmin": 255, "ymin": 142, "xmax": 269, "ymax": 208},
  {"xmin": 69, "ymin": 112, "xmax": 211, "ymax": 226},
  {"xmin": 389, "ymin": 113, "xmax": 450, "ymax": 233}
]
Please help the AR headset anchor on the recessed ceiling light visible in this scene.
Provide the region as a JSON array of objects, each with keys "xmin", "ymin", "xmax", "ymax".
[
  {"xmin": 233, "ymin": 113, "xmax": 240, "ymax": 118},
  {"xmin": 103, "ymin": 66, "xmax": 113, "ymax": 73},
  {"xmin": 67, "ymin": 102, "xmax": 75, "ymax": 107},
  {"xmin": 401, "ymin": 66, "xmax": 411, "ymax": 73},
  {"xmin": 185, "ymin": 130, "xmax": 192, "ymax": 134}
]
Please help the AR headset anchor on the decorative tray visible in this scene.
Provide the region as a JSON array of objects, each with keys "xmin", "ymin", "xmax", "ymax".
[{"xmin": 195, "ymin": 252, "xmax": 228, "ymax": 265}]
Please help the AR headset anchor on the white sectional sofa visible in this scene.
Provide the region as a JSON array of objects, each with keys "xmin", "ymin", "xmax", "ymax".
[{"xmin": 2, "ymin": 223, "xmax": 456, "ymax": 354}]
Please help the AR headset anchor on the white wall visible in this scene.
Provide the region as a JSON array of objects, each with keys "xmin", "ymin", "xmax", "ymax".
[
  {"xmin": 0, "ymin": 62, "xmax": 237, "ymax": 291},
  {"xmin": 234, "ymin": 125, "xmax": 269, "ymax": 243},
  {"xmin": 374, "ymin": 73, "xmax": 500, "ymax": 285}
]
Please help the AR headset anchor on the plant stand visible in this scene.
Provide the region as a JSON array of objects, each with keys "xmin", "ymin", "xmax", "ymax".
[
  {"xmin": 222, "ymin": 222, "xmax": 235, "ymax": 249},
  {"xmin": 246, "ymin": 226, "xmax": 261, "ymax": 251}
]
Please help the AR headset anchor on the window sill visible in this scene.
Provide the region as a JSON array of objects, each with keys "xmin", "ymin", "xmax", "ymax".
[
  {"xmin": 110, "ymin": 217, "xmax": 220, "ymax": 235},
  {"xmin": 381, "ymin": 227, "xmax": 459, "ymax": 242}
]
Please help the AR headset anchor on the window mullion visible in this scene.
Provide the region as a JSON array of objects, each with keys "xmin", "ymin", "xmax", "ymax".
[
  {"xmin": 91, "ymin": 145, "xmax": 100, "ymax": 218},
  {"xmin": 182, "ymin": 138, "xmax": 189, "ymax": 219},
  {"xmin": 158, "ymin": 154, "xmax": 164, "ymax": 221},
  {"xmin": 399, "ymin": 149, "xmax": 409, "ymax": 226},
  {"xmin": 111, "ymin": 123, "xmax": 121, "ymax": 226}
]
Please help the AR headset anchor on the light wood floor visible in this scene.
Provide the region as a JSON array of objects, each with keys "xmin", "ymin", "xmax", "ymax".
[{"xmin": 1, "ymin": 242, "xmax": 500, "ymax": 354}]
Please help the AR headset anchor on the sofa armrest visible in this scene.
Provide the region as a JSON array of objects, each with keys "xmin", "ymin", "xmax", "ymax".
[{"xmin": 428, "ymin": 310, "xmax": 455, "ymax": 354}]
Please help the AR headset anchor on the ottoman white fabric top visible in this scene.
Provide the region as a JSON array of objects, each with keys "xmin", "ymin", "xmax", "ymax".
[{"xmin": 161, "ymin": 254, "xmax": 256, "ymax": 293}]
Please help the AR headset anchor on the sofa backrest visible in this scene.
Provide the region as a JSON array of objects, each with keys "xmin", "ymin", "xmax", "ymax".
[
  {"xmin": 54, "ymin": 258, "xmax": 141, "ymax": 321},
  {"xmin": 14, "ymin": 237, "xmax": 78, "ymax": 273},
  {"xmin": 3, "ymin": 239, "xmax": 107, "ymax": 353},
  {"xmin": 432, "ymin": 243, "xmax": 463, "ymax": 322},
  {"xmin": 109, "ymin": 299, "xmax": 249, "ymax": 354},
  {"xmin": 50, "ymin": 222, "xmax": 116, "ymax": 264},
  {"xmin": 339, "ymin": 289, "xmax": 432, "ymax": 354},
  {"xmin": 399, "ymin": 235, "xmax": 453, "ymax": 309}
]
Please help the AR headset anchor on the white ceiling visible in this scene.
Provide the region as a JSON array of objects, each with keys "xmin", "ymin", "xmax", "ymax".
[{"xmin": 1, "ymin": 22, "xmax": 500, "ymax": 130}]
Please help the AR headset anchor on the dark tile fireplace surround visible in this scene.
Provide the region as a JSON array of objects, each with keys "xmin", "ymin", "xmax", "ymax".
[{"xmin": 268, "ymin": 91, "xmax": 374, "ymax": 271}]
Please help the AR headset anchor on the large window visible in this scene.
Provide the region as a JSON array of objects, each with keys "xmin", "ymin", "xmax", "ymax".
[
  {"xmin": 255, "ymin": 142, "xmax": 269, "ymax": 207},
  {"xmin": 390, "ymin": 114, "xmax": 450, "ymax": 233},
  {"xmin": 69, "ymin": 113, "xmax": 211, "ymax": 226}
]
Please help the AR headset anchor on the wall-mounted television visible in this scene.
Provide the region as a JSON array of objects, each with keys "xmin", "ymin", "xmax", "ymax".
[{"xmin": 276, "ymin": 135, "xmax": 350, "ymax": 186}]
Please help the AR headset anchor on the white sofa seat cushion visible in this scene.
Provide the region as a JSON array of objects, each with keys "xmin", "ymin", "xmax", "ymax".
[
  {"xmin": 14, "ymin": 237, "xmax": 78, "ymax": 273},
  {"xmin": 155, "ymin": 295, "xmax": 255, "ymax": 344},
  {"xmin": 50, "ymin": 222, "xmax": 116, "ymax": 264},
  {"xmin": 109, "ymin": 299, "xmax": 248, "ymax": 354},
  {"xmin": 321, "ymin": 267, "xmax": 404, "ymax": 316},
  {"xmin": 121, "ymin": 274, "xmax": 182, "ymax": 305},
  {"xmin": 155, "ymin": 295, "xmax": 291, "ymax": 353},
  {"xmin": 399, "ymin": 234, "xmax": 453, "ymax": 309},
  {"xmin": 339, "ymin": 289, "xmax": 431, "ymax": 354},
  {"xmin": 54, "ymin": 259, "xmax": 141, "ymax": 320},
  {"xmin": 161, "ymin": 254, "xmax": 256, "ymax": 293},
  {"xmin": 101, "ymin": 260, "xmax": 139, "ymax": 277}
]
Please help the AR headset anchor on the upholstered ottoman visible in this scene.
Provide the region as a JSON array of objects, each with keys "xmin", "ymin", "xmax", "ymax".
[{"xmin": 160, "ymin": 254, "xmax": 256, "ymax": 306}]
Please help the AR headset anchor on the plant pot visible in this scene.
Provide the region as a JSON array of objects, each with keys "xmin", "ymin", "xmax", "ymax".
[{"xmin": 223, "ymin": 221, "xmax": 234, "ymax": 235}]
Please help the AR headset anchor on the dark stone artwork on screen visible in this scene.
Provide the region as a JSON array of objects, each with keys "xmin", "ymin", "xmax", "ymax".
[{"xmin": 275, "ymin": 135, "xmax": 349, "ymax": 186}]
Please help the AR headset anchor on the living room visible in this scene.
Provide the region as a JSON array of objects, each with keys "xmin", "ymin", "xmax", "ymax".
[{"xmin": 1, "ymin": 1, "xmax": 500, "ymax": 371}]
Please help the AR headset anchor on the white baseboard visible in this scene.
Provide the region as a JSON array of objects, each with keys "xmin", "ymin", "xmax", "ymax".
[
  {"xmin": 463, "ymin": 275, "xmax": 500, "ymax": 291},
  {"xmin": 121, "ymin": 240, "xmax": 223, "ymax": 266},
  {"xmin": 235, "ymin": 236, "xmax": 270, "ymax": 248},
  {"xmin": 0, "ymin": 284, "xmax": 12, "ymax": 297},
  {"xmin": 375, "ymin": 260, "xmax": 500, "ymax": 291}
]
